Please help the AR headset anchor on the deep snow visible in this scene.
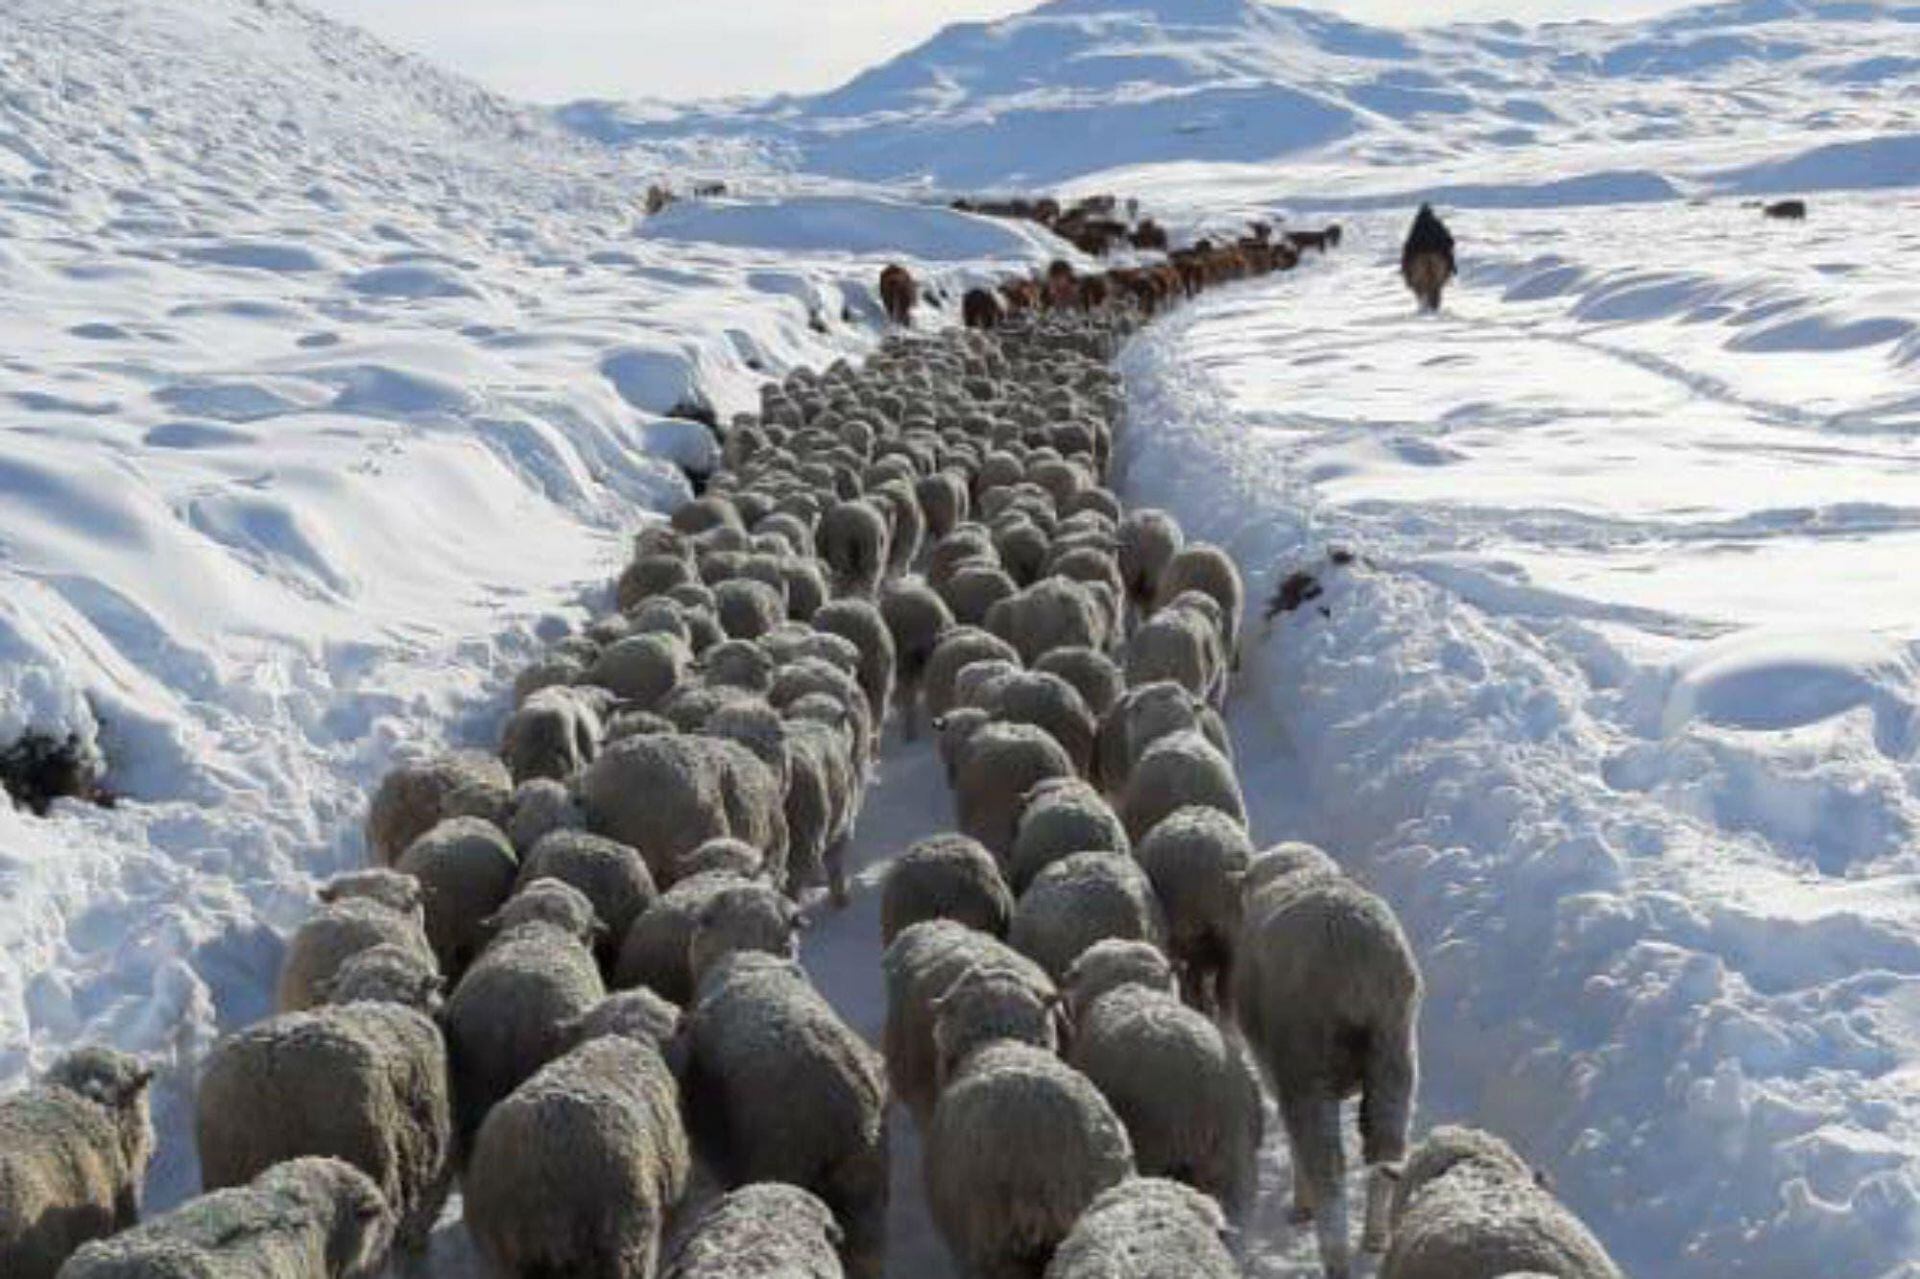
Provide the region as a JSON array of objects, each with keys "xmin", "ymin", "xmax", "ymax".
[{"xmin": 5, "ymin": 0, "xmax": 1920, "ymax": 1275}]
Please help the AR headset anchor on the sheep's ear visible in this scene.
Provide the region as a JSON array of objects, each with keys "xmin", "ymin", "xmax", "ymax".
[
  {"xmin": 316, "ymin": 881, "xmax": 341, "ymax": 904},
  {"xmin": 125, "ymin": 1066, "xmax": 156, "ymax": 1098}
]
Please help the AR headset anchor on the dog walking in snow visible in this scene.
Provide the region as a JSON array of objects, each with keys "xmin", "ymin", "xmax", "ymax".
[{"xmin": 1401, "ymin": 203, "xmax": 1455, "ymax": 312}]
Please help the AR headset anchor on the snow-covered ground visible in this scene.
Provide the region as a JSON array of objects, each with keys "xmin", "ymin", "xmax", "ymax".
[{"xmin": 6, "ymin": 0, "xmax": 1920, "ymax": 1275}]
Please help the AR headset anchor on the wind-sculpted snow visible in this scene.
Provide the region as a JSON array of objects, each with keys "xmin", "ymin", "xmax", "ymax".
[
  {"xmin": 1114, "ymin": 203, "xmax": 1920, "ymax": 1277},
  {"xmin": 581, "ymin": 0, "xmax": 1920, "ymax": 202}
]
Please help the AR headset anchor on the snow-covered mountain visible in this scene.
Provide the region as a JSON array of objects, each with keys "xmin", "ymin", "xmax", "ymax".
[{"xmin": 570, "ymin": 0, "xmax": 1920, "ymax": 199}]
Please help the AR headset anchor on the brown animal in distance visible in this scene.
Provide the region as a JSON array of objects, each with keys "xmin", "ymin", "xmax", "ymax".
[{"xmin": 880, "ymin": 264, "xmax": 917, "ymax": 326}]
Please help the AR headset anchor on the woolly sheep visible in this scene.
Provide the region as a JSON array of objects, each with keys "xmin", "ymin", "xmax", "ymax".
[
  {"xmin": 365, "ymin": 750, "xmax": 512, "ymax": 867},
  {"xmin": 499, "ymin": 685, "xmax": 602, "ymax": 785},
  {"xmin": 1008, "ymin": 777, "xmax": 1130, "ymax": 893},
  {"xmin": 879, "ymin": 578, "xmax": 954, "ymax": 740},
  {"xmin": 973, "ymin": 669, "xmax": 1098, "ymax": 778},
  {"xmin": 927, "ymin": 525, "xmax": 997, "ymax": 591},
  {"xmin": 1010, "ymin": 851, "xmax": 1165, "ymax": 983},
  {"xmin": 770, "ymin": 656, "xmax": 877, "ymax": 769},
  {"xmin": 619, "ymin": 556, "xmax": 697, "ymax": 613},
  {"xmin": 589, "ymin": 632, "xmax": 693, "ymax": 710},
  {"xmin": 881, "ymin": 920, "xmax": 1057, "ymax": 1129},
  {"xmin": 1066, "ymin": 983, "xmax": 1263, "ymax": 1222},
  {"xmin": 58, "ymin": 1157, "xmax": 392, "ymax": 1279},
  {"xmin": 1116, "ymin": 510, "xmax": 1184, "ymax": 622},
  {"xmin": 277, "ymin": 870, "xmax": 434, "ymax": 1014},
  {"xmin": 811, "ymin": 598, "xmax": 896, "ymax": 742},
  {"xmin": 1135, "ymin": 807, "xmax": 1254, "ymax": 1013},
  {"xmin": 513, "ymin": 653, "xmax": 586, "ymax": 707},
  {"xmin": 686, "ymin": 954, "xmax": 888, "ymax": 1279},
  {"xmin": 687, "ymin": 880, "xmax": 804, "ymax": 989},
  {"xmin": 673, "ymin": 495, "xmax": 744, "ymax": 535},
  {"xmin": 1235, "ymin": 852, "xmax": 1422, "ymax": 1278},
  {"xmin": 1092, "ymin": 682, "xmax": 1230, "ymax": 800},
  {"xmin": 321, "ymin": 942, "xmax": 443, "ymax": 1013},
  {"xmin": 1043, "ymin": 1178, "xmax": 1237, "ymax": 1279},
  {"xmin": 713, "ymin": 578, "xmax": 787, "ymax": 641},
  {"xmin": 1060, "ymin": 940, "xmax": 1175, "ymax": 1025},
  {"xmin": 505, "ymin": 777, "xmax": 585, "ymax": 854},
  {"xmin": 1380, "ymin": 1126, "xmax": 1624, "ymax": 1279},
  {"xmin": 872, "ymin": 479, "xmax": 927, "ymax": 576},
  {"xmin": 195, "ymin": 1001, "xmax": 452, "ymax": 1258},
  {"xmin": 1034, "ymin": 647, "xmax": 1124, "ymax": 719},
  {"xmin": 1123, "ymin": 603, "xmax": 1225, "ymax": 709},
  {"xmin": 817, "ymin": 500, "xmax": 891, "ymax": 599},
  {"xmin": 927, "ymin": 967, "xmax": 1063, "ymax": 1097},
  {"xmin": 915, "ymin": 472, "xmax": 970, "ymax": 541},
  {"xmin": 923, "ymin": 626, "xmax": 1020, "ymax": 721},
  {"xmin": 985, "ymin": 577, "xmax": 1111, "ymax": 665},
  {"xmin": 518, "ymin": 829, "xmax": 658, "ymax": 961},
  {"xmin": 938, "ymin": 561, "xmax": 1019, "ymax": 628},
  {"xmin": 925, "ymin": 1042, "xmax": 1133, "ymax": 1279},
  {"xmin": 581, "ymin": 734, "xmax": 789, "ymax": 889},
  {"xmin": 990, "ymin": 518, "xmax": 1050, "ymax": 588},
  {"xmin": 934, "ymin": 707, "xmax": 992, "ymax": 786},
  {"xmin": 395, "ymin": 816, "xmax": 519, "ymax": 979},
  {"xmin": 0, "ymin": 1048, "xmax": 154, "ymax": 1279},
  {"xmin": 1154, "ymin": 544, "xmax": 1244, "ymax": 670},
  {"xmin": 952, "ymin": 721, "xmax": 1077, "ymax": 860},
  {"xmin": 1120, "ymin": 731, "xmax": 1245, "ymax": 843},
  {"xmin": 665, "ymin": 1183, "xmax": 845, "ymax": 1279},
  {"xmin": 465, "ymin": 1036, "xmax": 689, "ymax": 1279},
  {"xmin": 487, "ymin": 876, "xmax": 606, "ymax": 944},
  {"xmin": 880, "ymin": 832, "xmax": 1014, "ymax": 946},
  {"xmin": 442, "ymin": 913, "xmax": 606, "ymax": 1147}
]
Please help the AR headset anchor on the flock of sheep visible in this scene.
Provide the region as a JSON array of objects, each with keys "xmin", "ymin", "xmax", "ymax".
[{"xmin": 0, "ymin": 226, "xmax": 1625, "ymax": 1279}]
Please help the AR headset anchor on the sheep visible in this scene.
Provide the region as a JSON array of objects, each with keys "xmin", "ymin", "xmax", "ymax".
[
  {"xmin": 685, "ymin": 953, "xmax": 889, "ymax": 1279},
  {"xmin": 442, "ymin": 909, "xmax": 606, "ymax": 1147},
  {"xmin": 619, "ymin": 556, "xmax": 698, "ymax": 612},
  {"xmin": 711, "ymin": 578, "xmax": 786, "ymax": 642},
  {"xmin": 589, "ymin": 632, "xmax": 693, "ymax": 710},
  {"xmin": 465, "ymin": 1035, "xmax": 689, "ymax": 1279},
  {"xmin": 673, "ymin": 495, "xmax": 744, "ymax": 536},
  {"xmin": 1065, "ymin": 983, "xmax": 1262, "ymax": 1223},
  {"xmin": 1092, "ymin": 682, "xmax": 1230, "ymax": 800},
  {"xmin": 938, "ymin": 561, "xmax": 1020, "ymax": 628},
  {"xmin": 505, "ymin": 777, "xmax": 585, "ymax": 854},
  {"xmin": 1155, "ymin": 544, "xmax": 1244, "ymax": 669},
  {"xmin": 613, "ymin": 870, "xmax": 755, "ymax": 1005},
  {"xmin": 58, "ymin": 1157, "xmax": 392, "ymax": 1279},
  {"xmin": 1135, "ymin": 807, "xmax": 1254, "ymax": 1013},
  {"xmin": 972, "ymin": 668, "xmax": 1098, "ymax": 778},
  {"xmin": 687, "ymin": 879, "xmax": 804, "ymax": 989},
  {"xmin": 872, "ymin": 478, "xmax": 927, "ymax": 576},
  {"xmin": 879, "ymin": 832, "xmax": 1015, "ymax": 946},
  {"xmin": 365, "ymin": 749, "xmax": 512, "ymax": 867},
  {"xmin": 771, "ymin": 656, "xmax": 878, "ymax": 769},
  {"xmin": 580, "ymin": 733, "xmax": 789, "ymax": 890},
  {"xmin": 195, "ymin": 1001, "xmax": 452, "ymax": 1259},
  {"xmin": 1008, "ymin": 777, "xmax": 1130, "ymax": 893},
  {"xmin": 499, "ymin": 685, "xmax": 602, "ymax": 785},
  {"xmin": 923, "ymin": 626, "xmax": 1021, "ymax": 721},
  {"xmin": 1123, "ymin": 602, "xmax": 1225, "ymax": 709},
  {"xmin": 1043, "ymin": 1178, "xmax": 1237, "ymax": 1279},
  {"xmin": 879, "ymin": 578, "xmax": 954, "ymax": 740},
  {"xmin": 915, "ymin": 471, "xmax": 970, "ymax": 541},
  {"xmin": 665, "ymin": 1182, "xmax": 845, "ymax": 1279},
  {"xmin": 1234, "ymin": 850, "xmax": 1422, "ymax": 1278},
  {"xmin": 927, "ymin": 525, "xmax": 997, "ymax": 591},
  {"xmin": 518, "ymin": 829, "xmax": 658, "ymax": 961},
  {"xmin": 1380, "ymin": 1126, "xmax": 1624, "ymax": 1279},
  {"xmin": 320, "ymin": 942, "xmax": 444, "ymax": 1013},
  {"xmin": 0, "ymin": 1048, "xmax": 155, "ymax": 1279},
  {"xmin": 952, "ymin": 721, "xmax": 1077, "ymax": 860},
  {"xmin": 963, "ymin": 287, "xmax": 1004, "ymax": 330},
  {"xmin": 276, "ymin": 869, "xmax": 435, "ymax": 1014},
  {"xmin": 394, "ymin": 815, "xmax": 520, "ymax": 979},
  {"xmin": 925, "ymin": 1041, "xmax": 1133, "ymax": 1279},
  {"xmin": 986, "ymin": 577, "xmax": 1111, "ymax": 665},
  {"xmin": 812, "ymin": 597, "xmax": 896, "ymax": 742},
  {"xmin": 991, "ymin": 518, "xmax": 1051, "ymax": 588},
  {"xmin": 1120, "ymin": 730, "xmax": 1245, "ymax": 843},
  {"xmin": 880, "ymin": 920, "xmax": 1057, "ymax": 1129},
  {"xmin": 1034, "ymin": 647, "xmax": 1124, "ymax": 719},
  {"xmin": 1009, "ymin": 851, "xmax": 1165, "ymax": 983},
  {"xmin": 1060, "ymin": 939, "xmax": 1175, "ymax": 1025},
  {"xmin": 817, "ymin": 500, "xmax": 891, "ymax": 599},
  {"xmin": 781, "ymin": 702, "xmax": 863, "ymax": 902}
]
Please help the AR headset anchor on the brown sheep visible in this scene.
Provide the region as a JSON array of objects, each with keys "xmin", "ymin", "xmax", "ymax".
[
  {"xmin": 880, "ymin": 263, "xmax": 916, "ymax": 327},
  {"xmin": 963, "ymin": 287, "xmax": 1003, "ymax": 331}
]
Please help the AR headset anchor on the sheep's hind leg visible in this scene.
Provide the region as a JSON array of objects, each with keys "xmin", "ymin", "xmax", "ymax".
[{"xmin": 1282, "ymin": 1093, "xmax": 1350, "ymax": 1277}]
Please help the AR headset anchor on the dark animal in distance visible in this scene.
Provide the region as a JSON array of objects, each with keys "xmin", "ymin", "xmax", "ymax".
[
  {"xmin": 1286, "ymin": 225, "xmax": 1343, "ymax": 255},
  {"xmin": 880, "ymin": 264, "xmax": 917, "ymax": 327},
  {"xmin": 1764, "ymin": 199, "xmax": 1808, "ymax": 220},
  {"xmin": 1401, "ymin": 204, "xmax": 1456, "ymax": 313},
  {"xmin": 962, "ymin": 287, "xmax": 1003, "ymax": 331}
]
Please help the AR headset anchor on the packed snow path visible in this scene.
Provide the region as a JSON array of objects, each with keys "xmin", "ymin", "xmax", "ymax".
[{"xmin": 1115, "ymin": 211, "xmax": 1920, "ymax": 1278}]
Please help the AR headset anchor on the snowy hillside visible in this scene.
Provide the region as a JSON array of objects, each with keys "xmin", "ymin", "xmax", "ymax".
[
  {"xmin": 569, "ymin": 0, "xmax": 1920, "ymax": 199},
  {"xmin": 0, "ymin": 0, "xmax": 1063, "ymax": 1206}
]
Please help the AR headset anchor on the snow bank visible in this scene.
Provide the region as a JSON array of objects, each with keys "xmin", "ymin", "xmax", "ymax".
[{"xmin": 1113, "ymin": 222, "xmax": 1920, "ymax": 1276}]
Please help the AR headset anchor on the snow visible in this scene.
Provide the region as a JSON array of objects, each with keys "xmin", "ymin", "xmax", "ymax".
[{"xmin": 6, "ymin": 0, "xmax": 1920, "ymax": 1275}]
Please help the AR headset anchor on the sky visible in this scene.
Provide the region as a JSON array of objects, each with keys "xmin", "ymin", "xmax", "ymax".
[{"xmin": 306, "ymin": 0, "xmax": 1703, "ymax": 103}]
